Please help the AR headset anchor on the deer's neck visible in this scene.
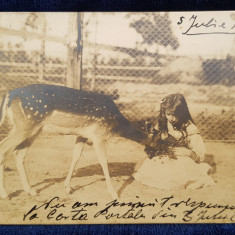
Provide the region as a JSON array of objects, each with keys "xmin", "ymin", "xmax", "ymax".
[{"xmin": 114, "ymin": 118, "xmax": 149, "ymax": 145}]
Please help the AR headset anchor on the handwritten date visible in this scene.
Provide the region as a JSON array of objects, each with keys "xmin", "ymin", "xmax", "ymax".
[{"xmin": 177, "ymin": 14, "xmax": 235, "ymax": 35}]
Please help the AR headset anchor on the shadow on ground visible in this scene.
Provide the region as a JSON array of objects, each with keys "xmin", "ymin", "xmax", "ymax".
[{"xmin": 8, "ymin": 162, "xmax": 136, "ymax": 199}]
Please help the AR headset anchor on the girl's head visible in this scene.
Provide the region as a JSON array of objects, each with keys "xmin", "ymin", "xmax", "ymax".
[{"xmin": 158, "ymin": 94, "xmax": 194, "ymax": 132}]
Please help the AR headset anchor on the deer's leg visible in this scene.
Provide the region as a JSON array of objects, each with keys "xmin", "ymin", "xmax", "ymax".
[
  {"xmin": 64, "ymin": 139, "xmax": 85, "ymax": 194},
  {"xmin": 14, "ymin": 127, "xmax": 42, "ymax": 196},
  {"xmin": 0, "ymin": 147, "xmax": 8, "ymax": 199},
  {"xmin": 14, "ymin": 148, "xmax": 36, "ymax": 196},
  {"xmin": 93, "ymin": 138, "xmax": 118, "ymax": 199},
  {"xmin": 0, "ymin": 132, "xmax": 27, "ymax": 198}
]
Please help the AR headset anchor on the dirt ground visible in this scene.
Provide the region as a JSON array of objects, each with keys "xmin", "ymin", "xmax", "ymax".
[{"xmin": 0, "ymin": 135, "xmax": 234, "ymax": 224}]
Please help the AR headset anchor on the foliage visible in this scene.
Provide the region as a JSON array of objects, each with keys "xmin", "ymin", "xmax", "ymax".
[
  {"xmin": 202, "ymin": 56, "xmax": 235, "ymax": 86},
  {"xmin": 127, "ymin": 13, "xmax": 179, "ymax": 50}
]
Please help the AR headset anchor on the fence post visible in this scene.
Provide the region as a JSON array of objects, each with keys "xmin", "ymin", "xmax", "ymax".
[
  {"xmin": 66, "ymin": 13, "xmax": 83, "ymax": 89},
  {"xmin": 39, "ymin": 14, "xmax": 46, "ymax": 83}
]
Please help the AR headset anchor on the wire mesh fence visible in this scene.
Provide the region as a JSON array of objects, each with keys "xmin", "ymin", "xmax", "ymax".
[
  {"xmin": 0, "ymin": 12, "xmax": 234, "ymax": 141},
  {"xmin": 82, "ymin": 12, "xmax": 235, "ymax": 141},
  {"xmin": 0, "ymin": 13, "xmax": 67, "ymax": 97}
]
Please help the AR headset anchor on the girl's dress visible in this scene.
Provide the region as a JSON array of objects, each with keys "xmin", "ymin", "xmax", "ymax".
[{"xmin": 133, "ymin": 121, "xmax": 215, "ymax": 190}]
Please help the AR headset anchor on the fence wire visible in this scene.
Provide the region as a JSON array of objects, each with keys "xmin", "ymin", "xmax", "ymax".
[
  {"xmin": 0, "ymin": 13, "xmax": 67, "ymax": 98},
  {"xmin": 0, "ymin": 12, "xmax": 234, "ymax": 141},
  {"xmin": 82, "ymin": 12, "xmax": 235, "ymax": 141}
]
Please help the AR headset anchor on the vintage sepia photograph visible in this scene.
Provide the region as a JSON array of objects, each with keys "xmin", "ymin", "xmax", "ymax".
[{"xmin": 0, "ymin": 12, "xmax": 234, "ymax": 224}]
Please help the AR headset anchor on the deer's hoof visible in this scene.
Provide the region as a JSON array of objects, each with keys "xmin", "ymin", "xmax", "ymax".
[
  {"xmin": 112, "ymin": 192, "xmax": 119, "ymax": 200},
  {"xmin": 0, "ymin": 190, "xmax": 8, "ymax": 199},
  {"xmin": 27, "ymin": 188, "xmax": 37, "ymax": 197},
  {"xmin": 109, "ymin": 189, "xmax": 119, "ymax": 200},
  {"xmin": 65, "ymin": 186, "xmax": 71, "ymax": 194}
]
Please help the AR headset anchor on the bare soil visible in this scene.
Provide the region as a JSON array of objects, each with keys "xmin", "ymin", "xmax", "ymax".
[{"xmin": 0, "ymin": 136, "xmax": 234, "ymax": 224}]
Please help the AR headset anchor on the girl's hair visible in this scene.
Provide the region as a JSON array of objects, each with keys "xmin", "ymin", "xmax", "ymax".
[{"xmin": 158, "ymin": 94, "xmax": 194, "ymax": 132}]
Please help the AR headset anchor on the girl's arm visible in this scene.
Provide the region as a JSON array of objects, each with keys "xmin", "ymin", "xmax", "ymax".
[
  {"xmin": 172, "ymin": 123, "xmax": 205, "ymax": 163},
  {"xmin": 186, "ymin": 123, "xmax": 205, "ymax": 162}
]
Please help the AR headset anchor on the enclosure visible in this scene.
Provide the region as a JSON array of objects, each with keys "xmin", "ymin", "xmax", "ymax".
[
  {"xmin": 0, "ymin": 12, "xmax": 234, "ymax": 141},
  {"xmin": 0, "ymin": 12, "xmax": 234, "ymax": 224}
]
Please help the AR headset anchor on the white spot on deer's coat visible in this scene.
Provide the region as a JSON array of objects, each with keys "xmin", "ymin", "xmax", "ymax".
[
  {"xmin": 21, "ymin": 91, "xmax": 24, "ymax": 94},
  {"xmin": 40, "ymin": 114, "xmax": 43, "ymax": 117},
  {"xmin": 30, "ymin": 107, "xmax": 33, "ymax": 110},
  {"xmin": 44, "ymin": 105, "xmax": 48, "ymax": 108},
  {"xmin": 39, "ymin": 100, "xmax": 42, "ymax": 103},
  {"xmin": 34, "ymin": 111, "xmax": 39, "ymax": 116},
  {"xmin": 36, "ymin": 100, "xmax": 38, "ymax": 103},
  {"xmin": 26, "ymin": 97, "xmax": 29, "ymax": 100},
  {"xmin": 28, "ymin": 102, "xmax": 30, "ymax": 105},
  {"xmin": 27, "ymin": 114, "xmax": 31, "ymax": 119},
  {"xmin": 32, "ymin": 95, "xmax": 34, "ymax": 98},
  {"xmin": 52, "ymin": 94, "xmax": 55, "ymax": 96}
]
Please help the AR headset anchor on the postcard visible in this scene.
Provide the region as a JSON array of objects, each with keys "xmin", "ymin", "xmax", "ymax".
[{"xmin": 0, "ymin": 12, "xmax": 234, "ymax": 224}]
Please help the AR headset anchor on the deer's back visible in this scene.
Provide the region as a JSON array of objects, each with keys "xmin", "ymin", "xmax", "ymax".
[{"xmin": 7, "ymin": 84, "xmax": 129, "ymax": 131}]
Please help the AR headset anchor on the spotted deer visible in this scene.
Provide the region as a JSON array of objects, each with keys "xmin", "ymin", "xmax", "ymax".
[{"xmin": 0, "ymin": 84, "xmax": 157, "ymax": 199}]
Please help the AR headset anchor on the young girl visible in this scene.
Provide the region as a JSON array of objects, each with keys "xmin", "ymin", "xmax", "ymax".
[{"xmin": 133, "ymin": 94, "xmax": 215, "ymax": 190}]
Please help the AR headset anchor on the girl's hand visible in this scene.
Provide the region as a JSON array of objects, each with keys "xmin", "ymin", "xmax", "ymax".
[
  {"xmin": 172, "ymin": 147, "xmax": 200, "ymax": 163},
  {"xmin": 172, "ymin": 147, "xmax": 192, "ymax": 156}
]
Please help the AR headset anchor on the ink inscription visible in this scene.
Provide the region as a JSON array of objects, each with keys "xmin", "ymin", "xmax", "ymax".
[{"xmin": 23, "ymin": 195, "xmax": 235, "ymax": 223}]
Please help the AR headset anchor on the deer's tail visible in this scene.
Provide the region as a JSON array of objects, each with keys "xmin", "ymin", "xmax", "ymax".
[{"xmin": 0, "ymin": 94, "xmax": 9, "ymax": 128}]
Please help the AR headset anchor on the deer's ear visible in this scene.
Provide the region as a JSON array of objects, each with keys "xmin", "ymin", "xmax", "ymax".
[
  {"xmin": 144, "ymin": 146, "xmax": 157, "ymax": 159},
  {"xmin": 144, "ymin": 121, "xmax": 152, "ymax": 134}
]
